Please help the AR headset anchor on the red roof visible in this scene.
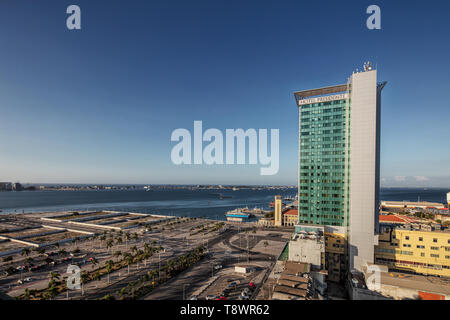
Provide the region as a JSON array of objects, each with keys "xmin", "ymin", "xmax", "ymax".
[
  {"xmin": 379, "ymin": 215, "xmax": 406, "ymax": 223},
  {"xmin": 283, "ymin": 209, "xmax": 298, "ymax": 216}
]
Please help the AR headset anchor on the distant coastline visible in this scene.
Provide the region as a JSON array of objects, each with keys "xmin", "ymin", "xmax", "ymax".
[{"xmin": 0, "ymin": 187, "xmax": 447, "ymax": 218}]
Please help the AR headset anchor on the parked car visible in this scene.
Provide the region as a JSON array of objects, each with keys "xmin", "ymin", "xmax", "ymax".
[
  {"xmin": 189, "ymin": 295, "xmax": 198, "ymax": 300},
  {"xmin": 206, "ymin": 295, "xmax": 217, "ymax": 300}
]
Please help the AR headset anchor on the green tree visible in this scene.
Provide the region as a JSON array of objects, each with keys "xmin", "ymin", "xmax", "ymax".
[
  {"xmin": 105, "ymin": 260, "xmax": 114, "ymax": 284},
  {"xmin": 21, "ymin": 248, "xmax": 31, "ymax": 257}
]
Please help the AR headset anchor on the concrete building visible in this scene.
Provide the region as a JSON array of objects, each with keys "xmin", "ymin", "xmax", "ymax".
[
  {"xmin": 289, "ymin": 225, "xmax": 325, "ymax": 269},
  {"xmin": 349, "ymin": 263, "xmax": 450, "ymax": 300},
  {"xmin": 375, "ymin": 223, "xmax": 450, "ymax": 278},
  {"xmin": 293, "ymin": 62, "xmax": 386, "ymax": 274},
  {"xmin": 0, "ymin": 182, "xmax": 12, "ymax": 191},
  {"xmin": 381, "ymin": 201, "xmax": 445, "ymax": 210}
]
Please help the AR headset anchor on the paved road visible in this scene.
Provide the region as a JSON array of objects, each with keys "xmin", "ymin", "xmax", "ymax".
[{"xmin": 142, "ymin": 229, "xmax": 278, "ymax": 300}]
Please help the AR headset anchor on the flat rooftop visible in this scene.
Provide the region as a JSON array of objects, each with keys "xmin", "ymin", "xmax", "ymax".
[
  {"xmin": 381, "ymin": 201, "xmax": 445, "ymax": 208},
  {"xmin": 380, "ymin": 270, "xmax": 450, "ymax": 296},
  {"xmin": 294, "ymin": 84, "xmax": 347, "ymax": 99}
]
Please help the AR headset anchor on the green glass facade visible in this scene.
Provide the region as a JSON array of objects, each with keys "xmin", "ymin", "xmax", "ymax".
[{"xmin": 298, "ymin": 98, "xmax": 350, "ymax": 227}]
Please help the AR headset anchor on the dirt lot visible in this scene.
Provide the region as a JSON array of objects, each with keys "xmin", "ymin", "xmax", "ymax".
[
  {"xmin": 55, "ymin": 211, "xmax": 116, "ymax": 221},
  {"xmin": 0, "ymin": 240, "xmax": 26, "ymax": 253},
  {"xmin": 26, "ymin": 231, "xmax": 86, "ymax": 244},
  {"xmin": 4, "ymin": 227, "xmax": 55, "ymax": 238}
]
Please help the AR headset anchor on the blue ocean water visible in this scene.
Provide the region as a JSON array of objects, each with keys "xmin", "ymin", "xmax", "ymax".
[
  {"xmin": 0, "ymin": 188, "xmax": 296, "ymax": 219},
  {"xmin": 0, "ymin": 188, "xmax": 447, "ymax": 219}
]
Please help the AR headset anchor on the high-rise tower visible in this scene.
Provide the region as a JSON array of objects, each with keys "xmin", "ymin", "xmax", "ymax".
[{"xmin": 293, "ymin": 63, "xmax": 386, "ymax": 272}]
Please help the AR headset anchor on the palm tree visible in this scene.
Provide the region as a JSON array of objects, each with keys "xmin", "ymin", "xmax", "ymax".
[
  {"xmin": 118, "ymin": 287, "xmax": 127, "ymax": 300},
  {"xmin": 100, "ymin": 294, "xmax": 115, "ymax": 300},
  {"xmin": 106, "ymin": 239, "xmax": 114, "ymax": 254},
  {"xmin": 113, "ymin": 250, "xmax": 122, "ymax": 262},
  {"xmin": 93, "ymin": 270, "xmax": 101, "ymax": 288},
  {"xmin": 44, "ymin": 284, "xmax": 58, "ymax": 300},
  {"xmin": 49, "ymin": 271, "xmax": 61, "ymax": 282},
  {"xmin": 105, "ymin": 260, "xmax": 114, "ymax": 284},
  {"xmin": 23, "ymin": 288, "xmax": 31, "ymax": 300},
  {"xmin": 21, "ymin": 248, "xmax": 31, "ymax": 257},
  {"xmin": 125, "ymin": 254, "xmax": 133, "ymax": 274},
  {"xmin": 128, "ymin": 281, "xmax": 136, "ymax": 299},
  {"xmin": 142, "ymin": 251, "xmax": 150, "ymax": 267},
  {"xmin": 48, "ymin": 271, "xmax": 61, "ymax": 292},
  {"xmin": 125, "ymin": 232, "xmax": 131, "ymax": 249}
]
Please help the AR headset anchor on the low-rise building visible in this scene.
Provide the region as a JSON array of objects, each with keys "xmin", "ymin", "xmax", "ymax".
[
  {"xmin": 375, "ymin": 223, "xmax": 450, "ymax": 278},
  {"xmin": 260, "ymin": 196, "xmax": 298, "ymax": 227},
  {"xmin": 289, "ymin": 225, "xmax": 325, "ymax": 269},
  {"xmin": 257, "ymin": 217, "xmax": 275, "ymax": 227},
  {"xmin": 0, "ymin": 182, "xmax": 12, "ymax": 191},
  {"xmin": 270, "ymin": 261, "xmax": 326, "ymax": 300},
  {"xmin": 289, "ymin": 224, "xmax": 347, "ymax": 283},
  {"xmin": 348, "ymin": 263, "xmax": 450, "ymax": 300},
  {"xmin": 282, "ymin": 209, "xmax": 298, "ymax": 227},
  {"xmin": 381, "ymin": 201, "xmax": 445, "ymax": 210}
]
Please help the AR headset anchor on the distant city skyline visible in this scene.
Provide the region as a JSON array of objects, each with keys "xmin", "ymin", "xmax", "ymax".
[{"xmin": 0, "ymin": 1, "xmax": 449, "ymax": 187}]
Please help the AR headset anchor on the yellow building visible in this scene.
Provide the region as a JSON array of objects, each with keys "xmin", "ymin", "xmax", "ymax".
[
  {"xmin": 282, "ymin": 209, "xmax": 298, "ymax": 227},
  {"xmin": 258, "ymin": 217, "xmax": 275, "ymax": 227},
  {"xmin": 375, "ymin": 226, "xmax": 450, "ymax": 278},
  {"xmin": 324, "ymin": 232, "xmax": 347, "ymax": 282}
]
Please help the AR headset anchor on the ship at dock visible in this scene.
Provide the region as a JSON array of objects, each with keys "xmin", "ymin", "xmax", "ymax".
[
  {"xmin": 225, "ymin": 206, "xmax": 269, "ymax": 222},
  {"xmin": 225, "ymin": 208, "xmax": 252, "ymax": 222}
]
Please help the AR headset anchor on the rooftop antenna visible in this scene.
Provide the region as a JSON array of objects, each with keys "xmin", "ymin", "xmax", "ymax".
[{"xmin": 363, "ymin": 61, "xmax": 373, "ymax": 72}]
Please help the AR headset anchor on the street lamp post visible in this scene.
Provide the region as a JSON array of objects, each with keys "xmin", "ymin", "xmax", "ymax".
[{"xmin": 183, "ymin": 284, "xmax": 189, "ymax": 300}]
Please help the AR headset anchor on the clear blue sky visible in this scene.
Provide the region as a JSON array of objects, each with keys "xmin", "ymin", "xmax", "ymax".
[{"xmin": 0, "ymin": 0, "xmax": 449, "ymax": 187}]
